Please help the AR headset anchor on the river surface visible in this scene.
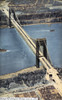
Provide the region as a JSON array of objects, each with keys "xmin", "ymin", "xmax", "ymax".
[{"xmin": 0, "ymin": 23, "xmax": 62, "ymax": 75}]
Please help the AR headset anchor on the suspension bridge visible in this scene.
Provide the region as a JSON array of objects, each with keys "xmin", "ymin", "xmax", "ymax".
[{"xmin": 1, "ymin": 8, "xmax": 62, "ymax": 96}]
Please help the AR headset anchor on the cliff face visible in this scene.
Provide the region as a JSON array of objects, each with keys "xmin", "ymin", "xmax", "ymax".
[
  {"xmin": 0, "ymin": 0, "xmax": 62, "ymax": 27},
  {"xmin": 0, "ymin": 11, "xmax": 9, "ymax": 28},
  {"xmin": 9, "ymin": 0, "xmax": 62, "ymax": 5},
  {"xmin": 0, "ymin": 10, "xmax": 62, "ymax": 27},
  {"xmin": 8, "ymin": 0, "xmax": 62, "ymax": 25},
  {"xmin": 9, "ymin": 0, "xmax": 62, "ymax": 13}
]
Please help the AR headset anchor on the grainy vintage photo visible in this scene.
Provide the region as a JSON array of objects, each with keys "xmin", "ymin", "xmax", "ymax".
[{"xmin": 0, "ymin": 0, "xmax": 62, "ymax": 100}]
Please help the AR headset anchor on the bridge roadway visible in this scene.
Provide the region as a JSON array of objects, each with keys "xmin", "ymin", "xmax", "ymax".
[{"xmin": 1, "ymin": 8, "xmax": 62, "ymax": 96}]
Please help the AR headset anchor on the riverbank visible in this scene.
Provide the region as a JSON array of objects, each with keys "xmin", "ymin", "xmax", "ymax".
[
  {"xmin": 0, "ymin": 7, "xmax": 62, "ymax": 28},
  {"xmin": 0, "ymin": 66, "xmax": 62, "ymax": 99},
  {"xmin": 0, "ymin": 22, "xmax": 62, "ymax": 29}
]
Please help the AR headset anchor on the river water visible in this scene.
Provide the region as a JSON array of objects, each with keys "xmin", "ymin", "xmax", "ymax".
[{"xmin": 0, "ymin": 23, "xmax": 62, "ymax": 75}]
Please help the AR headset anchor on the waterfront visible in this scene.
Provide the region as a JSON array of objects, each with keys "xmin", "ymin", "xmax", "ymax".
[{"xmin": 0, "ymin": 23, "xmax": 62, "ymax": 75}]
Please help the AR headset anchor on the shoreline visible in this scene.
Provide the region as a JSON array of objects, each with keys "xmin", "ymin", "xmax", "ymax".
[{"xmin": 0, "ymin": 22, "xmax": 62, "ymax": 29}]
